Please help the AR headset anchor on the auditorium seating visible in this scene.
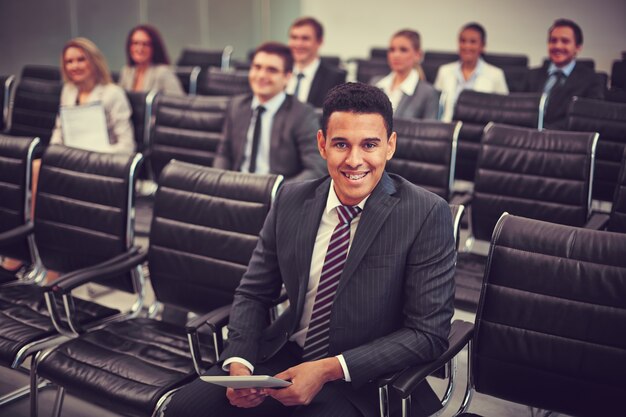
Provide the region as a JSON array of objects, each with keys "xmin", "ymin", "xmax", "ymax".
[
  {"xmin": 455, "ymin": 123, "xmax": 597, "ymax": 311},
  {"xmin": 0, "ymin": 75, "xmax": 15, "ymax": 132},
  {"xmin": 542, "ymin": 57, "xmax": 595, "ymax": 70},
  {"xmin": 483, "ymin": 53, "xmax": 528, "ymax": 68},
  {"xmin": 608, "ymin": 151, "xmax": 626, "ymax": 232},
  {"xmin": 175, "ymin": 65, "xmax": 201, "ymax": 95},
  {"xmin": 20, "ymin": 65, "xmax": 61, "ymax": 82},
  {"xmin": 386, "ymin": 118, "xmax": 461, "ymax": 200},
  {"xmin": 33, "ymin": 162, "xmax": 282, "ymax": 417},
  {"xmin": 0, "ymin": 135, "xmax": 42, "ymax": 285},
  {"xmin": 150, "ymin": 94, "xmax": 229, "ymax": 178},
  {"xmin": 392, "ymin": 214, "xmax": 626, "ymax": 417},
  {"xmin": 176, "ymin": 46, "xmax": 233, "ymax": 70},
  {"xmin": 566, "ymin": 97, "xmax": 626, "ymax": 202},
  {"xmin": 0, "ymin": 146, "xmax": 144, "ymax": 408},
  {"xmin": 452, "ymin": 91, "xmax": 546, "ymax": 182},
  {"xmin": 196, "ymin": 67, "xmax": 251, "ymax": 97},
  {"xmin": 611, "ymin": 60, "xmax": 626, "ymax": 91},
  {"xmin": 355, "ymin": 58, "xmax": 390, "ymax": 83}
]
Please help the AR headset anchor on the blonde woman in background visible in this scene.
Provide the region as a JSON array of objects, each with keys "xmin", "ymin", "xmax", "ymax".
[{"xmin": 371, "ymin": 29, "xmax": 439, "ymax": 120}]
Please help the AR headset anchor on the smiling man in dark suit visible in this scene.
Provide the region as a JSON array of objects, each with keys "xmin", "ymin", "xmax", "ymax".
[
  {"xmin": 286, "ymin": 17, "xmax": 347, "ymax": 108},
  {"xmin": 213, "ymin": 42, "xmax": 325, "ymax": 182},
  {"xmin": 522, "ymin": 19, "xmax": 604, "ymax": 129},
  {"xmin": 164, "ymin": 83, "xmax": 455, "ymax": 417}
]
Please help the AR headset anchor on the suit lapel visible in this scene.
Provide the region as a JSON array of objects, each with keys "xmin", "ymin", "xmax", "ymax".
[
  {"xmin": 308, "ymin": 66, "xmax": 324, "ymax": 105},
  {"xmin": 336, "ymin": 172, "xmax": 399, "ymax": 296},
  {"xmin": 233, "ymin": 97, "xmax": 254, "ymax": 170},
  {"xmin": 269, "ymin": 97, "xmax": 290, "ymax": 171}
]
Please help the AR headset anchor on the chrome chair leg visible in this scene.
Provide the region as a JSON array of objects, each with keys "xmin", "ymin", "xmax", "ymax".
[{"xmin": 51, "ymin": 386, "xmax": 65, "ymax": 417}]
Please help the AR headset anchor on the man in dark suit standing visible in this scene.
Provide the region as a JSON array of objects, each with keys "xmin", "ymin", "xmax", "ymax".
[
  {"xmin": 164, "ymin": 83, "xmax": 455, "ymax": 417},
  {"xmin": 213, "ymin": 42, "xmax": 325, "ymax": 182},
  {"xmin": 522, "ymin": 19, "xmax": 604, "ymax": 129},
  {"xmin": 287, "ymin": 17, "xmax": 347, "ymax": 108}
]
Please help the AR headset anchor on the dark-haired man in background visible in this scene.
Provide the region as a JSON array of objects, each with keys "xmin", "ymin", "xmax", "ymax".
[
  {"xmin": 165, "ymin": 82, "xmax": 455, "ymax": 417},
  {"xmin": 286, "ymin": 17, "xmax": 347, "ymax": 108},
  {"xmin": 213, "ymin": 42, "xmax": 325, "ymax": 182},
  {"xmin": 523, "ymin": 18, "xmax": 604, "ymax": 129}
]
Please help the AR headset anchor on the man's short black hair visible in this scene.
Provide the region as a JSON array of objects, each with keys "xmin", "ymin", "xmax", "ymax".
[
  {"xmin": 549, "ymin": 18, "xmax": 584, "ymax": 46},
  {"xmin": 253, "ymin": 42, "xmax": 294, "ymax": 73},
  {"xmin": 321, "ymin": 82, "xmax": 393, "ymax": 138},
  {"xmin": 291, "ymin": 17, "xmax": 324, "ymax": 42},
  {"xmin": 461, "ymin": 22, "xmax": 486, "ymax": 44}
]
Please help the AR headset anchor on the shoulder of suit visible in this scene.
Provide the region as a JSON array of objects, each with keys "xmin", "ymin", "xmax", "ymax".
[
  {"xmin": 387, "ymin": 172, "xmax": 445, "ymax": 205},
  {"xmin": 276, "ymin": 175, "xmax": 329, "ymax": 201},
  {"xmin": 482, "ymin": 61, "xmax": 505, "ymax": 75}
]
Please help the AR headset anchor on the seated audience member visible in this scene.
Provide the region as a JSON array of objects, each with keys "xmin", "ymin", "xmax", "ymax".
[
  {"xmin": 371, "ymin": 29, "xmax": 439, "ymax": 120},
  {"xmin": 435, "ymin": 22, "xmax": 509, "ymax": 121},
  {"xmin": 286, "ymin": 17, "xmax": 346, "ymax": 108},
  {"xmin": 522, "ymin": 18, "xmax": 604, "ymax": 129},
  {"xmin": 162, "ymin": 82, "xmax": 455, "ymax": 417},
  {"xmin": 213, "ymin": 42, "xmax": 325, "ymax": 182},
  {"xmin": 118, "ymin": 24, "xmax": 184, "ymax": 96},
  {"xmin": 50, "ymin": 37, "xmax": 135, "ymax": 154}
]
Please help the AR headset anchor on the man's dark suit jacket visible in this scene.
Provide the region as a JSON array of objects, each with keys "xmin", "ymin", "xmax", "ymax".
[
  {"xmin": 222, "ymin": 172, "xmax": 456, "ymax": 416},
  {"xmin": 307, "ymin": 62, "xmax": 347, "ymax": 108},
  {"xmin": 213, "ymin": 94, "xmax": 326, "ymax": 182},
  {"xmin": 523, "ymin": 62, "xmax": 605, "ymax": 129}
]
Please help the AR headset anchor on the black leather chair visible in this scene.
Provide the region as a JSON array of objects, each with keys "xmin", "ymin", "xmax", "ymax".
[
  {"xmin": 320, "ymin": 55, "xmax": 342, "ymax": 68},
  {"xmin": 176, "ymin": 46, "xmax": 233, "ymax": 70},
  {"xmin": 423, "ymin": 51, "xmax": 457, "ymax": 67},
  {"xmin": 483, "ymin": 53, "xmax": 528, "ymax": 68},
  {"xmin": 0, "ymin": 146, "xmax": 144, "ymax": 408},
  {"xmin": 355, "ymin": 59, "xmax": 390, "ymax": 83},
  {"xmin": 127, "ymin": 90, "xmax": 158, "ymax": 177},
  {"xmin": 20, "ymin": 65, "xmax": 62, "ymax": 82},
  {"xmin": 196, "ymin": 67, "xmax": 251, "ymax": 97},
  {"xmin": 611, "ymin": 60, "xmax": 626, "ymax": 91},
  {"xmin": 566, "ymin": 97, "xmax": 626, "ymax": 202},
  {"xmin": 455, "ymin": 123, "xmax": 598, "ymax": 311},
  {"xmin": 0, "ymin": 75, "xmax": 15, "ymax": 132},
  {"xmin": 34, "ymin": 162, "xmax": 283, "ymax": 417},
  {"xmin": 542, "ymin": 57, "xmax": 595, "ymax": 71},
  {"xmin": 392, "ymin": 214, "xmax": 626, "ymax": 417},
  {"xmin": 501, "ymin": 66, "xmax": 530, "ymax": 93},
  {"xmin": 174, "ymin": 66, "xmax": 201, "ymax": 95},
  {"xmin": 608, "ymin": 151, "xmax": 626, "ymax": 233},
  {"xmin": 369, "ymin": 47, "xmax": 388, "ymax": 61},
  {"xmin": 386, "ymin": 118, "xmax": 461, "ymax": 200},
  {"xmin": 8, "ymin": 78, "xmax": 62, "ymax": 146},
  {"xmin": 452, "ymin": 91, "xmax": 546, "ymax": 182},
  {"xmin": 150, "ymin": 94, "xmax": 229, "ymax": 178},
  {"xmin": 0, "ymin": 135, "xmax": 41, "ymax": 285}
]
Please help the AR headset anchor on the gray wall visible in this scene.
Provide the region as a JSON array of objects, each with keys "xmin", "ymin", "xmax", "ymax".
[{"xmin": 0, "ymin": 0, "xmax": 301, "ymax": 77}]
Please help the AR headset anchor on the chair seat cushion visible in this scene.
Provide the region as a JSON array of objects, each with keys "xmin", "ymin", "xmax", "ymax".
[
  {"xmin": 38, "ymin": 317, "xmax": 216, "ymax": 417},
  {"xmin": 0, "ymin": 284, "xmax": 119, "ymax": 366},
  {"xmin": 454, "ymin": 252, "xmax": 488, "ymax": 311}
]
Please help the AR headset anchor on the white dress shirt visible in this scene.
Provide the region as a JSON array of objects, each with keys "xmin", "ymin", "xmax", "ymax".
[
  {"xmin": 375, "ymin": 69, "xmax": 419, "ymax": 113},
  {"xmin": 286, "ymin": 58, "xmax": 321, "ymax": 103},
  {"xmin": 224, "ymin": 181, "xmax": 369, "ymax": 382},
  {"xmin": 239, "ymin": 92, "xmax": 286, "ymax": 174}
]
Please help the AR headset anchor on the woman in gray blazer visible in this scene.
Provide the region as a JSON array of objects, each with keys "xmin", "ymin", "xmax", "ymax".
[
  {"xmin": 118, "ymin": 25, "xmax": 184, "ymax": 96},
  {"xmin": 371, "ymin": 29, "xmax": 439, "ymax": 120}
]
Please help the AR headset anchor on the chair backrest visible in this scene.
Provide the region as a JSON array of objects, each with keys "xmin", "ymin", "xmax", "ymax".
[
  {"xmin": 9, "ymin": 78, "xmax": 62, "ymax": 145},
  {"xmin": 566, "ymin": 97, "xmax": 626, "ymax": 201},
  {"xmin": 611, "ymin": 60, "xmax": 626, "ymax": 90},
  {"xmin": 501, "ymin": 66, "xmax": 530, "ymax": 93},
  {"xmin": 176, "ymin": 47, "xmax": 229, "ymax": 69},
  {"xmin": 355, "ymin": 59, "xmax": 390, "ymax": 83},
  {"xmin": 148, "ymin": 162, "xmax": 282, "ymax": 313},
  {"xmin": 474, "ymin": 214, "xmax": 626, "ymax": 416},
  {"xmin": 196, "ymin": 68, "xmax": 251, "ymax": 97},
  {"xmin": 453, "ymin": 91, "xmax": 546, "ymax": 181},
  {"xmin": 542, "ymin": 57, "xmax": 595, "ymax": 71},
  {"xmin": 387, "ymin": 118, "xmax": 460, "ymax": 200},
  {"xmin": 151, "ymin": 94, "xmax": 229, "ymax": 178},
  {"xmin": 34, "ymin": 146, "xmax": 142, "ymax": 293},
  {"xmin": 0, "ymin": 135, "xmax": 40, "ymax": 262},
  {"xmin": 21, "ymin": 65, "xmax": 62, "ymax": 82},
  {"xmin": 608, "ymin": 149, "xmax": 626, "ymax": 233},
  {"xmin": 1, "ymin": 75, "xmax": 15, "ymax": 132},
  {"xmin": 449, "ymin": 203, "xmax": 465, "ymax": 250},
  {"xmin": 174, "ymin": 66, "xmax": 201, "ymax": 95},
  {"xmin": 483, "ymin": 52, "xmax": 528, "ymax": 68},
  {"xmin": 423, "ymin": 51, "xmax": 457, "ymax": 67},
  {"xmin": 369, "ymin": 47, "xmax": 387, "ymax": 61},
  {"xmin": 320, "ymin": 55, "xmax": 341, "ymax": 68},
  {"xmin": 471, "ymin": 123, "xmax": 596, "ymax": 241},
  {"xmin": 126, "ymin": 90, "xmax": 158, "ymax": 154}
]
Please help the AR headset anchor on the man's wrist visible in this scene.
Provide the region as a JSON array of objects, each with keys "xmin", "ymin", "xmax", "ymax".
[{"xmin": 319, "ymin": 357, "xmax": 345, "ymax": 383}]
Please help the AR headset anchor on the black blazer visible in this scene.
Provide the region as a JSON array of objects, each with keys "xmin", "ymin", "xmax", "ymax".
[
  {"xmin": 523, "ymin": 62, "xmax": 605, "ymax": 128},
  {"xmin": 307, "ymin": 62, "xmax": 347, "ymax": 108}
]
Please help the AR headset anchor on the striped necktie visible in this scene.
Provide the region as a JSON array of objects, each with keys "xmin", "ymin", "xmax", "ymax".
[{"xmin": 302, "ymin": 204, "xmax": 362, "ymax": 361}]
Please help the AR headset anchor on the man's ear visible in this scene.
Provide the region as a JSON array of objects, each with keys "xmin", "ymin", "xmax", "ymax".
[
  {"xmin": 317, "ymin": 130, "xmax": 327, "ymax": 160},
  {"xmin": 386, "ymin": 132, "xmax": 397, "ymax": 161}
]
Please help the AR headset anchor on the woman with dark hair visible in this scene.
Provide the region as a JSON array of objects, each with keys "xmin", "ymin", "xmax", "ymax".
[
  {"xmin": 118, "ymin": 24, "xmax": 183, "ymax": 95},
  {"xmin": 371, "ymin": 29, "xmax": 439, "ymax": 120},
  {"xmin": 435, "ymin": 22, "xmax": 508, "ymax": 121}
]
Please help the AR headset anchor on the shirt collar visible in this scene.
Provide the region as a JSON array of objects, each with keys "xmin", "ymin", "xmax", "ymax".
[
  {"xmin": 251, "ymin": 91, "xmax": 286, "ymax": 115},
  {"xmin": 325, "ymin": 179, "xmax": 369, "ymax": 215},
  {"xmin": 295, "ymin": 58, "xmax": 321, "ymax": 79},
  {"xmin": 455, "ymin": 58, "xmax": 485, "ymax": 82},
  {"xmin": 376, "ymin": 69, "xmax": 419, "ymax": 96},
  {"xmin": 548, "ymin": 59, "xmax": 576, "ymax": 77}
]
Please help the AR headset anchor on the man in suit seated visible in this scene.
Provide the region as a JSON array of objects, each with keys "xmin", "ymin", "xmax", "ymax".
[
  {"xmin": 286, "ymin": 17, "xmax": 347, "ymax": 108},
  {"xmin": 522, "ymin": 18, "xmax": 604, "ymax": 129},
  {"xmin": 213, "ymin": 42, "xmax": 325, "ymax": 182},
  {"xmin": 163, "ymin": 82, "xmax": 456, "ymax": 417}
]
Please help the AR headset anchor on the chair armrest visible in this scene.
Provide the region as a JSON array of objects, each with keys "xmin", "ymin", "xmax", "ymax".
[
  {"xmin": 392, "ymin": 320, "xmax": 474, "ymax": 398},
  {"xmin": 0, "ymin": 223, "xmax": 33, "ymax": 247},
  {"xmin": 45, "ymin": 247, "xmax": 146, "ymax": 294},
  {"xmin": 186, "ymin": 304, "xmax": 232, "ymax": 375},
  {"xmin": 584, "ymin": 212, "xmax": 610, "ymax": 230}
]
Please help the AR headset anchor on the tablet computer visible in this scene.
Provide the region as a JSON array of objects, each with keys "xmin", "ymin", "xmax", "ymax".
[{"xmin": 200, "ymin": 375, "xmax": 292, "ymax": 389}]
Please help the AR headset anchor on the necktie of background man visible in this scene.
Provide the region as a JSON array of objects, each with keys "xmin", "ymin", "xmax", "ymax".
[{"xmin": 248, "ymin": 105, "xmax": 266, "ymax": 173}]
